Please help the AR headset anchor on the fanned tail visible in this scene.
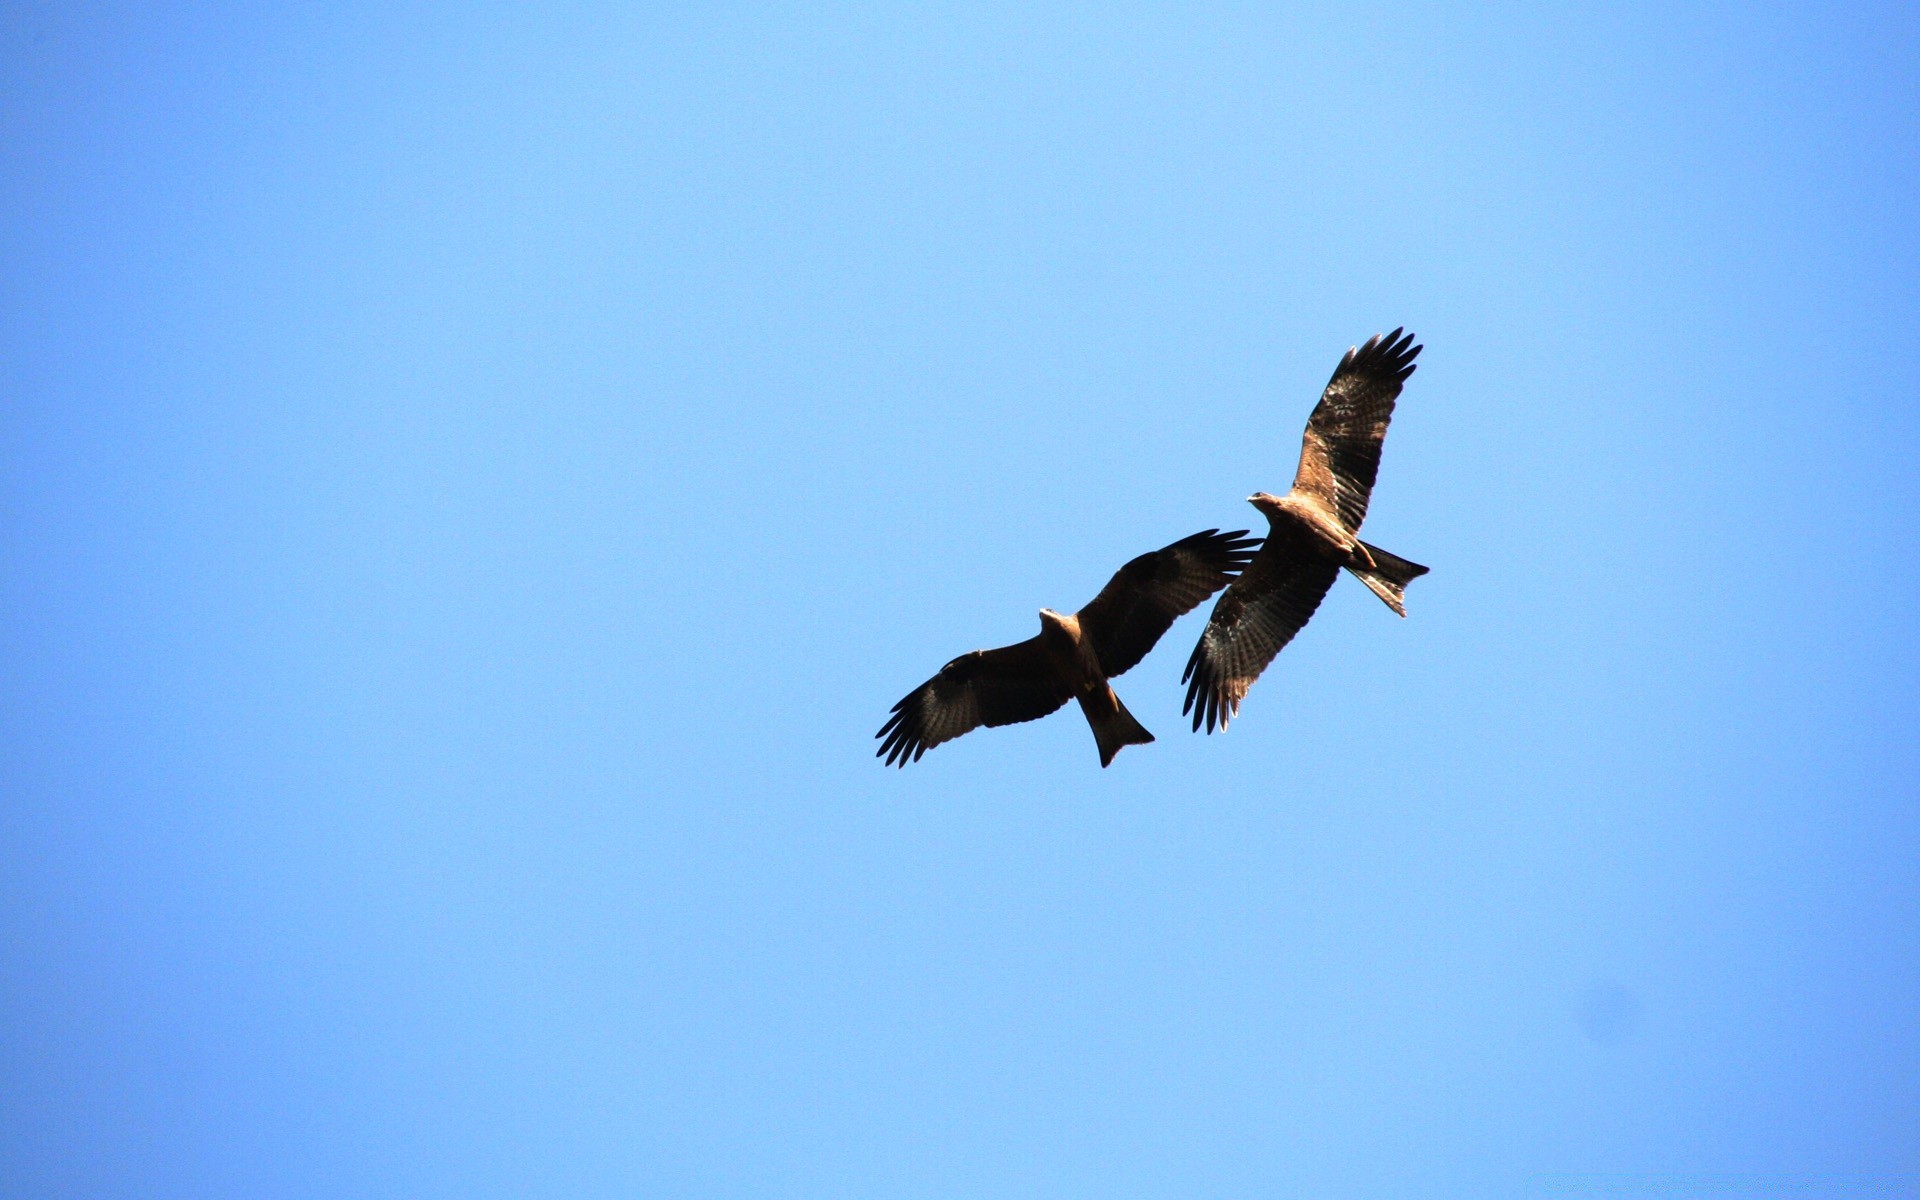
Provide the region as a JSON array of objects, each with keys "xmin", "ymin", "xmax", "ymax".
[
  {"xmin": 1083, "ymin": 692, "xmax": 1154, "ymax": 768},
  {"xmin": 1346, "ymin": 542, "xmax": 1429, "ymax": 617}
]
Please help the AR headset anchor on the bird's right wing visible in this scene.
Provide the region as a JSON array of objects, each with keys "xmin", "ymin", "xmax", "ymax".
[
  {"xmin": 1181, "ymin": 547, "xmax": 1340, "ymax": 734},
  {"xmin": 1290, "ymin": 328, "xmax": 1421, "ymax": 532},
  {"xmin": 876, "ymin": 637, "xmax": 1072, "ymax": 766}
]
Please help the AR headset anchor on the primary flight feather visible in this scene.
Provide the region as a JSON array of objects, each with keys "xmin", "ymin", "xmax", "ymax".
[
  {"xmin": 879, "ymin": 529, "xmax": 1260, "ymax": 767},
  {"xmin": 1183, "ymin": 329, "xmax": 1430, "ymax": 734}
]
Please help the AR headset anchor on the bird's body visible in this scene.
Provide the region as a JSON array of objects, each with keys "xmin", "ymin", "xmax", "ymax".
[
  {"xmin": 1037, "ymin": 607, "xmax": 1154, "ymax": 767},
  {"xmin": 879, "ymin": 529, "xmax": 1260, "ymax": 767},
  {"xmin": 1184, "ymin": 329, "xmax": 1430, "ymax": 734},
  {"xmin": 1254, "ymin": 491, "xmax": 1365, "ymax": 563}
]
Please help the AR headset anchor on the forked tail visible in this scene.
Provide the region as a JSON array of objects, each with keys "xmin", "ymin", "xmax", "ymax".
[
  {"xmin": 1083, "ymin": 691, "xmax": 1155, "ymax": 768},
  {"xmin": 1347, "ymin": 541, "xmax": 1430, "ymax": 617}
]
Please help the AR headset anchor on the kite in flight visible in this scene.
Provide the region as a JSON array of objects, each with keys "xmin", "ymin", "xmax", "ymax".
[
  {"xmin": 878, "ymin": 529, "xmax": 1260, "ymax": 767},
  {"xmin": 1183, "ymin": 328, "xmax": 1430, "ymax": 734}
]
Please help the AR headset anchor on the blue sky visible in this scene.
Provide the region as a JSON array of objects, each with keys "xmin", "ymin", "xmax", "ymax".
[{"xmin": 4, "ymin": 4, "xmax": 1917, "ymax": 1197}]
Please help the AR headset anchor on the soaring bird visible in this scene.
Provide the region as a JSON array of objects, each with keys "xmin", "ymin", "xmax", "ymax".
[
  {"xmin": 1183, "ymin": 329, "xmax": 1430, "ymax": 734},
  {"xmin": 879, "ymin": 529, "xmax": 1260, "ymax": 767}
]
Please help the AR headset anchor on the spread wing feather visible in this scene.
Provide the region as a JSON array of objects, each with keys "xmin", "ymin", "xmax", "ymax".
[
  {"xmin": 1291, "ymin": 328, "xmax": 1421, "ymax": 532},
  {"xmin": 875, "ymin": 638, "xmax": 1072, "ymax": 766},
  {"xmin": 1181, "ymin": 550, "xmax": 1340, "ymax": 734},
  {"xmin": 1077, "ymin": 528, "xmax": 1262, "ymax": 678}
]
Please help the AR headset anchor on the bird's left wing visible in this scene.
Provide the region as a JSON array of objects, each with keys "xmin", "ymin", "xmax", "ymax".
[
  {"xmin": 1077, "ymin": 528, "xmax": 1262, "ymax": 678},
  {"xmin": 1290, "ymin": 328, "xmax": 1421, "ymax": 532},
  {"xmin": 876, "ymin": 637, "xmax": 1072, "ymax": 766}
]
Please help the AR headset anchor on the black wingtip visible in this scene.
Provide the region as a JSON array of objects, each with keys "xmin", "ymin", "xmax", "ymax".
[
  {"xmin": 1169, "ymin": 528, "xmax": 1265, "ymax": 578},
  {"xmin": 1180, "ymin": 636, "xmax": 1235, "ymax": 735},
  {"xmin": 1180, "ymin": 642, "xmax": 1208, "ymax": 731},
  {"xmin": 876, "ymin": 706, "xmax": 921, "ymax": 766},
  {"xmin": 1337, "ymin": 327, "xmax": 1422, "ymax": 385}
]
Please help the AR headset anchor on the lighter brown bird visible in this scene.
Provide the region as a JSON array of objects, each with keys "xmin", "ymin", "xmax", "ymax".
[{"xmin": 1183, "ymin": 329, "xmax": 1430, "ymax": 734}]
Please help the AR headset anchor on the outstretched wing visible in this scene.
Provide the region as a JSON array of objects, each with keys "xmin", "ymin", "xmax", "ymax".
[
  {"xmin": 876, "ymin": 637, "xmax": 1072, "ymax": 766},
  {"xmin": 1181, "ymin": 546, "xmax": 1340, "ymax": 734},
  {"xmin": 1291, "ymin": 328, "xmax": 1421, "ymax": 532},
  {"xmin": 1077, "ymin": 528, "xmax": 1262, "ymax": 678}
]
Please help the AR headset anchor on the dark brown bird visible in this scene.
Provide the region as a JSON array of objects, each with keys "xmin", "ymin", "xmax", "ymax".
[
  {"xmin": 879, "ymin": 529, "xmax": 1260, "ymax": 767},
  {"xmin": 1183, "ymin": 329, "xmax": 1430, "ymax": 734}
]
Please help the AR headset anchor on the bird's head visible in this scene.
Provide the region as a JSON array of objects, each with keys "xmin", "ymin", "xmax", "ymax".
[
  {"xmin": 1247, "ymin": 491, "xmax": 1285, "ymax": 517},
  {"xmin": 1038, "ymin": 607, "xmax": 1073, "ymax": 635}
]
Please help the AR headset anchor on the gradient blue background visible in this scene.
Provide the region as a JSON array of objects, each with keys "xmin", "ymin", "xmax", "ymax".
[{"xmin": 5, "ymin": 4, "xmax": 1917, "ymax": 1197}]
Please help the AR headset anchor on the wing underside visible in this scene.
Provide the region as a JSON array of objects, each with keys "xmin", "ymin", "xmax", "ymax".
[{"xmin": 876, "ymin": 638, "xmax": 1072, "ymax": 766}]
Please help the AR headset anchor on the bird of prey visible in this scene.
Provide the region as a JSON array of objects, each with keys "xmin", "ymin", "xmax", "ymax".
[
  {"xmin": 1183, "ymin": 329, "xmax": 1430, "ymax": 734},
  {"xmin": 879, "ymin": 529, "xmax": 1261, "ymax": 767}
]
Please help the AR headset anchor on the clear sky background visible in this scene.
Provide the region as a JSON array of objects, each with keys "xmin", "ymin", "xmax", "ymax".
[{"xmin": 4, "ymin": 4, "xmax": 1917, "ymax": 1198}]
